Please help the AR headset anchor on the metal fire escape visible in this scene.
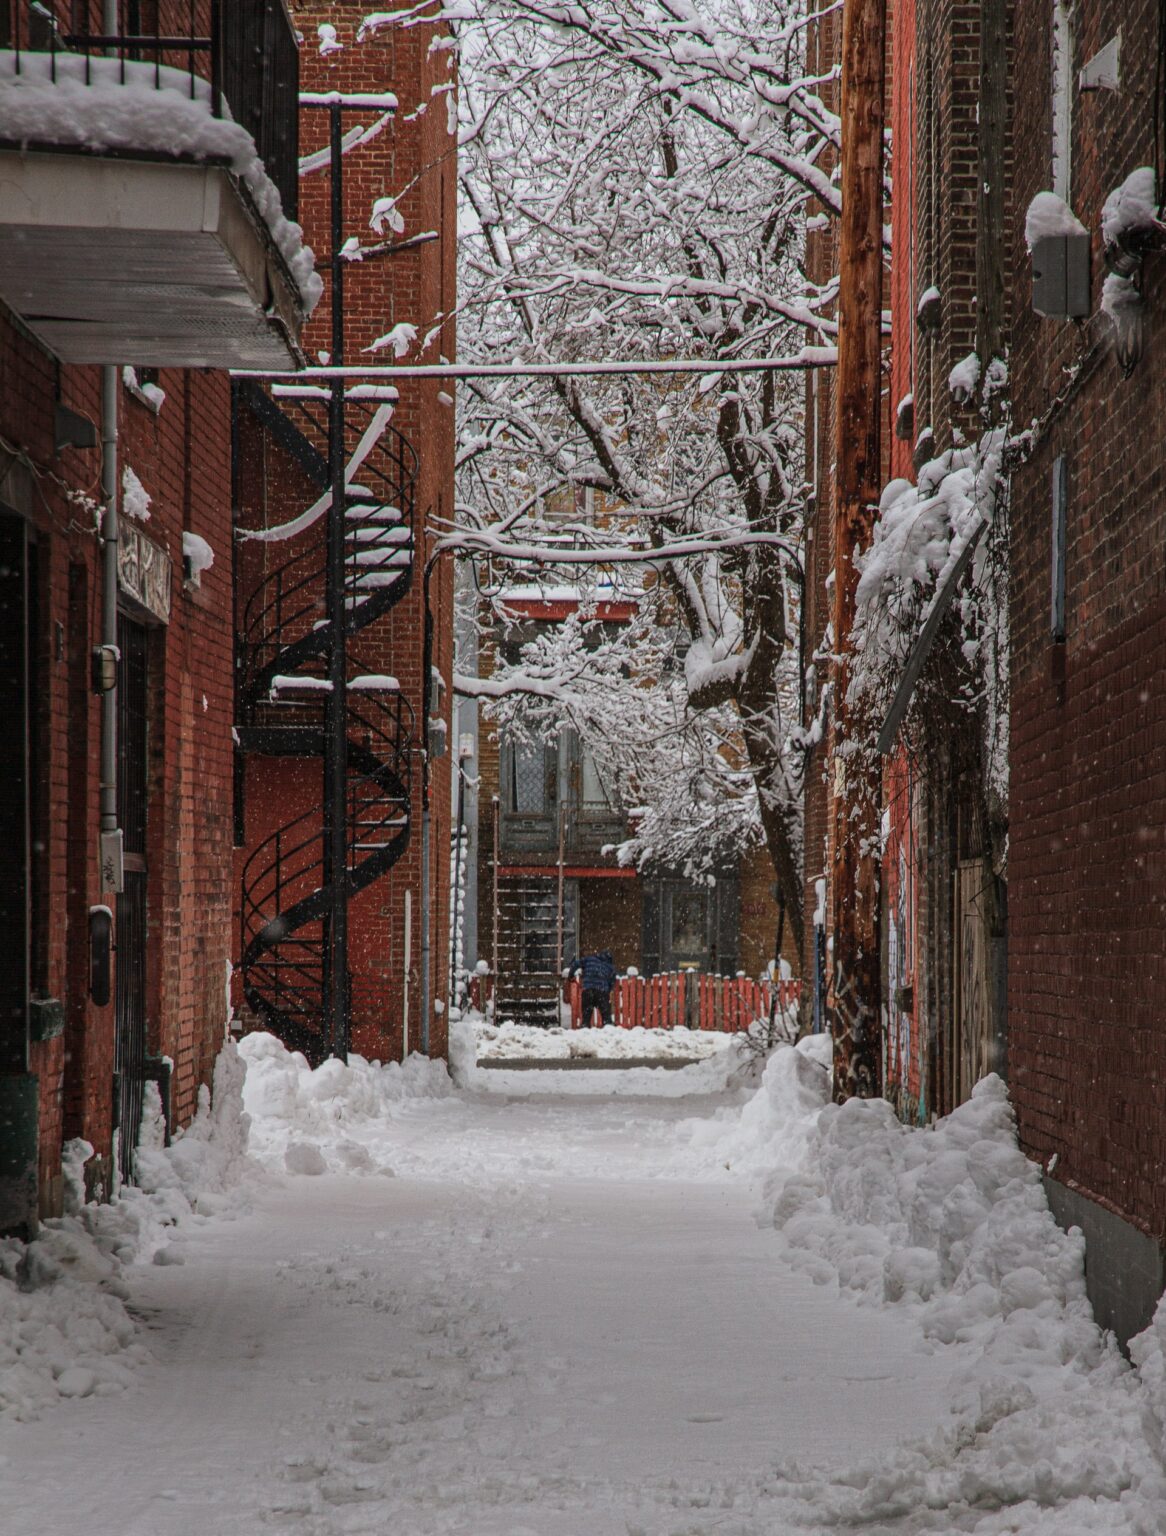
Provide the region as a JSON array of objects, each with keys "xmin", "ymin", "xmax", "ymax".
[{"xmin": 234, "ymin": 97, "xmax": 416, "ymax": 1066}]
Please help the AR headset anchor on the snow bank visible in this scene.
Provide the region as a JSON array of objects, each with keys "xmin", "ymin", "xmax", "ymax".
[
  {"xmin": 685, "ymin": 1042, "xmax": 1166, "ymax": 1528},
  {"xmin": 682, "ymin": 1031, "xmax": 832, "ymax": 1177},
  {"xmin": 238, "ymin": 1030, "xmax": 453, "ymax": 1174},
  {"xmin": 0, "ymin": 1039, "xmax": 252, "ymax": 1420},
  {"xmin": 0, "ymin": 51, "xmax": 321, "ymax": 311},
  {"xmin": 473, "ymin": 1018, "xmax": 735, "ymax": 1064},
  {"xmin": 449, "ymin": 1015, "xmax": 754, "ymax": 1098}
]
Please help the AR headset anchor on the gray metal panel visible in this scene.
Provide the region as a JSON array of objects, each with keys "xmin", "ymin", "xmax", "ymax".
[
  {"xmin": 1031, "ymin": 233, "xmax": 1091, "ymax": 319},
  {"xmin": 1044, "ymin": 1176, "xmax": 1166, "ymax": 1350},
  {"xmin": 1031, "ymin": 236, "xmax": 1066, "ymax": 317},
  {"xmin": 1065, "ymin": 232, "xmax": 1092, "ymax": 316}
]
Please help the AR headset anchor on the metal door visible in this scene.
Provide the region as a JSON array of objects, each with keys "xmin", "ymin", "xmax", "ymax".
[{"xmin": 115, "ymin": 617, "xmax": 149, "ymax": 1181}]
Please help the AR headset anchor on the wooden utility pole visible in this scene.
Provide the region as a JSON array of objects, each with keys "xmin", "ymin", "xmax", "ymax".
[{"xmin": 830, "ymin": 0, "xmax": 887, "ymax": 1100}]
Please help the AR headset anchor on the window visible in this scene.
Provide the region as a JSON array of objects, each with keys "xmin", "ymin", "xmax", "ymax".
[
  {"xmin": 579, "ymin": 747, "xmax": 611, "ymax": 811},
  {"xmin": 510, "ymin": 739, "xmax": 552, "ymax": 815},
  {"xmin": 669, "ymin": 889, "xmax": 707, "ymax": 960}
]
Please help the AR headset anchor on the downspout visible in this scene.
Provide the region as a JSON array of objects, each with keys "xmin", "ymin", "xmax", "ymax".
[
  {"xmin": 99, "ymin": 365, "xmax": 119, "ymax": 844},
  {"xmin": 420, "ymin": 554, "xmax": 434, "ymax": 1054}
]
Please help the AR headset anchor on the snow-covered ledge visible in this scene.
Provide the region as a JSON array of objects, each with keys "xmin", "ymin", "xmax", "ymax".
[{"xmin": 0, "ymin": 53, "xmax": 321, "ymax": 367}]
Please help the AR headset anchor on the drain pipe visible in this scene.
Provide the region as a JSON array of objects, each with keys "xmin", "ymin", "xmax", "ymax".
[
  {"xmin": 99, "ymin": 365, "xmax": 120, "ymax": 852},
  {"xmin": 420, "ymin": 556, "xmax": 434, "ymax": 1054}
]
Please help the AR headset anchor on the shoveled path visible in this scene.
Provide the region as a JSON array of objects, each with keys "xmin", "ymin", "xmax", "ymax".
[{"xmin": 1, "ymin": 1086, "xmax": 953, "ymax": 1535}]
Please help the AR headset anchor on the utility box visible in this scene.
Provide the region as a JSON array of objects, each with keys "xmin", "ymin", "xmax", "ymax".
[{"xmin": 1032, "ymin": 233, "xmax": 1091, "ymax": 318}]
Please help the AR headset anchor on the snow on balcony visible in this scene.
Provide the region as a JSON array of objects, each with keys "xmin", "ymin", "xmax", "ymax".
[{"xmin": 0, "ymin": 51, "xmax": 322, "ymax": 367}]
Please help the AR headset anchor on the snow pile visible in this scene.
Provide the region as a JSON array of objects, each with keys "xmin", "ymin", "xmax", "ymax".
[
  {"xmin": 473, "ymin": 1018, "xmax": 735, "ymax": 1064},
  {"xmin": 0, "ymin": 1215, "xmax": 145, "ymax": 1420},
  {"xmin": 182, "ymin": 530, "xmax": 214, "ymax": 581},
  {"xmin": 683, "ymin": 1032, "xmax": 833, "ymax": 1178},
  {"xmin": 120, "ymin": 464, "xmax": 151, "ymax": 522},
  {"xmin": 0, "ymin": 51, "xmax": 321, "ymax": 310},
  {"xmin": 449, "ymin": 1015, "xmax": 754, "ymax": 1099},
  {"xmin": 686, "ymin": 1044, "xmax": 1166, "ymax": 1529},
  {"xmin": 1131, "ymin": 1300, "xmax": 1166, "ymax": 1466},
  {"xmin": 238, "ymin": 1030, "xmax": 453, "ymax": 1174},
  {"xmin": 1101, "ymin": 166, "xmax": 1161, "ymax": 251},
  {"xmin": 134, "ymin": 1037, "xmax": 251, "ymax": 1212},
  {"xmin": 764, "ymin": 1073, "xmax": 1094, "ymax": 1331},
  {"xmin": 1024, "ymin": 190, "xmax": 1086, "ymax": 250},
  {"xmin": 0, "ymin": 1039, "xmax": 252, "ymax": 1420}
]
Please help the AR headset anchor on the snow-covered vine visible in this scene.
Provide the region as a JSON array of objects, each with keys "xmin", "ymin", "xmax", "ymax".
[{"xmin": 850, "ymin": 375, "xmax": 1011, "ymax": 821}]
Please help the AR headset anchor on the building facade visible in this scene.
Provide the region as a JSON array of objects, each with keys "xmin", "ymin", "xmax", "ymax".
[
  {"xmin": 0, "ymin": 0, "xmax": 313, "ymax": 1233},
  {"xmin": 470, "ymin": 591, "xmax": 793, "ymax": 1026},
  {"xmin": 1007, "ymin": 0, "xmax": 1166, "ymax": 1344},
  {"xmin": 809, "ymin": 0, "xmax": 1166, "ymax": 1344}
]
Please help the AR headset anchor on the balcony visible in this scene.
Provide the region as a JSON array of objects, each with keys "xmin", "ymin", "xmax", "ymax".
[
  {"xmin": 499, "ymin": 733, "xmax": 626, "ymax": 865},
  {"xmin": 0, "ymin": 2, "xmax": 317, "ymax": 367}
]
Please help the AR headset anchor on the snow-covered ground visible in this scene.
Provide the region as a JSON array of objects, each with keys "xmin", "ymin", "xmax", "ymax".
[
  {"xmin": 2, "ymin": 1025, "xmax": 1165, "ymax": 1535},
  {"xmin": 470, "ymin": 1017, "xmax": 735, "ymax": 1064}
]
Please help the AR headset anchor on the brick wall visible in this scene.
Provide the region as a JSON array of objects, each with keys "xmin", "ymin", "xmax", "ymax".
[
  {"xmin": 233, "ymin": 5, "xmax": 457, "ymax": 1062},
  {"xmin": 1008, "ymin": 0, "xmax": 1166, "ymax": 1237},
  {"xmin": 1, "ymin": 309, "xmax": 236, "ymax": 1211}
]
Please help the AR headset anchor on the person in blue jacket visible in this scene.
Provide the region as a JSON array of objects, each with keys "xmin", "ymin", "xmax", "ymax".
[{"xmin": 568, "ymin": 949, "xmax": 617, "ymax": 1028}]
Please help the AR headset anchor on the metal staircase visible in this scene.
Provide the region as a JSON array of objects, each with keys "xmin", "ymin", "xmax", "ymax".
[
  {"xmin": 235, "ymin": 382, "xmax": 417, "ymax": 1064},
  {"xmin": 494, "ymin": 876, "xmax": 563, "ymax": 1027}
]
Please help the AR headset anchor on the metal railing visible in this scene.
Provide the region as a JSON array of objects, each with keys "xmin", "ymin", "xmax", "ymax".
[{"xmin": 2, "ymin": 1, "xmax": 299, "ymax": 219}]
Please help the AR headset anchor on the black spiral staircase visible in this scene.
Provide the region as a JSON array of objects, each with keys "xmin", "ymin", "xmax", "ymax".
[{"xmin": 235, "ymin": 381, "xmax": 417, "ymax": 1064}]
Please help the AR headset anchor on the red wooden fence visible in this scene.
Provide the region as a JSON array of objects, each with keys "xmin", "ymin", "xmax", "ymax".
[{"xmin": 565, "ymin": 972, "xmax": 801, "ymax": 1032}]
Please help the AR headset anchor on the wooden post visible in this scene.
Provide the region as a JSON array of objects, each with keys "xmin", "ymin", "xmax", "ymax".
[
  {"xmin": 491, "ymin": 796, "xmax": 500, "ymax": 1017},
  {"xmin": 830, "ymin": 0, "xmax": 888, "ymax": 1101}
]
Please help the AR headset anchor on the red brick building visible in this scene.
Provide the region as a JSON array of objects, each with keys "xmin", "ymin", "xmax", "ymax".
[
  {"xmin": 0, "ymin": 2, "xmax": 313, "ymax": 1233},
  {"xmin": 1007, "ymin": 0, "xmax": 1166, "ymax": 1342},
  {"xmin": 876, "ymin": 0, "xmax": 1011, "ymax": 1125},
  {"xmin": 809, "ymin": 0, "xmax": 1166, "ymax": 1344},
  {"xmin": 232, "ymin": 3, "xmax": 457, "ymax": 1066}
]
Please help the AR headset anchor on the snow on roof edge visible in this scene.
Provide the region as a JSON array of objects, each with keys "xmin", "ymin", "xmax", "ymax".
[{"xmin": 0, "ymin": 51, "xmax": 322, "ymax": 316}]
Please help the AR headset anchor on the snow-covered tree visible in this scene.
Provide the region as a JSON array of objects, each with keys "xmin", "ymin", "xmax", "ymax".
[{"xmin": 360, "ymin": 0, "xmax": 846, "ymax": 954}]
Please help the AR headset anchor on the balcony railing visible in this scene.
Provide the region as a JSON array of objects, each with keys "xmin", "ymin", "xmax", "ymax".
[{"xmin": 1, "ymin": 1, "xmax": 299, "ymax": 219}]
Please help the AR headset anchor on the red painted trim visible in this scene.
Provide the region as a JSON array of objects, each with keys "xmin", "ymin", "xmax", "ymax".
[
  {"xmin": 498, "ymin": 864, "xmax": 638, "ymax": 879},
  {"xmin": 499, "ymin": 599, "xmax": 637, "ymax": 622}
]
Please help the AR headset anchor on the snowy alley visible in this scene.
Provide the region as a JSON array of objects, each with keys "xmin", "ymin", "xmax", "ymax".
[{"xmin": 4, "ymin": 1023, "xmax": 1166, "ymax": 1536}]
